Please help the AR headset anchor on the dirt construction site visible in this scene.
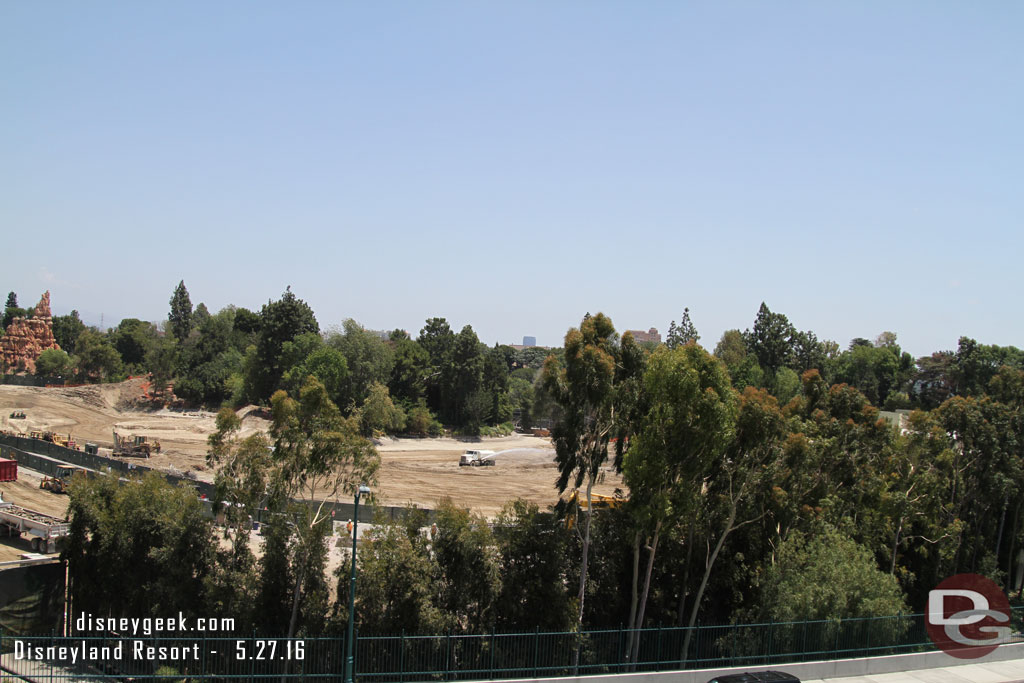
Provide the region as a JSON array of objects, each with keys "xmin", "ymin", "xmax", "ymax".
[{"xmin": 0, "ymin": 379, "xmax": 624, "ymax": 520}]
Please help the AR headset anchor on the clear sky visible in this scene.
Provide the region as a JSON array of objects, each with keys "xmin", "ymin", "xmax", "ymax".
[{"xmin": 2, "ymin": 2, "xmax": 1021, "ymax": 358}]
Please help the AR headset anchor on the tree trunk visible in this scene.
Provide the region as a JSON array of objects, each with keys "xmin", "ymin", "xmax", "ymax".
[
  {"xmin": 625, "ymin": 530, "xmax": 641, "ymax": 665},
  {"xmin": 681, "ymin": 503, "xmax": 736, "ymax": 664},
  {"xmin": 287, "ymin": 550, "xmax": 307, "ymax": 640},
  {"xmin": 995, "ymin": 494, "xmax": 1008, "ymax": 561},
  {"xmin": 630, "ymin": 520, "xmax": 661, "ymax": 666},
  {"xmin": 1005, "ymin": 501, "xmax": 1021, "ymax": 596},
  {"xmin": 676, "ymin": 522, "xmax": 694, "ymax": 627},
  {"xmin": 572, "ymin": 479, "xmax": 595, "ymax": 671},
  {"xmin": 890, "ymin": 519, "xmax": 903, "ymax": 575}
]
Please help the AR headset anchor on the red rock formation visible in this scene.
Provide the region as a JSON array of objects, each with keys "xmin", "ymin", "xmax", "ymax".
[{"xmin": 1, "ymin": 291, "xmax": 61, "ymax": 374}]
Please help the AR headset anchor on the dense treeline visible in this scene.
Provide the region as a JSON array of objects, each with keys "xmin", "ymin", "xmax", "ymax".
[
  {"xmin": 39, "ymin": 287, "xmax": 1024, "ymax": 638},
  {"xmin": 4, "ymin": 283, "xmax": 558, "ymax": 436}
]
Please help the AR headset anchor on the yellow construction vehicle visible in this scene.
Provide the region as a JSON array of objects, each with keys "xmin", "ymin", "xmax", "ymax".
[
  {"xmin": 112, "ymin": 431, "xmax": 161, "ymax": 457},
  {"xmin": 563, "ymin": 490, "xmax": 625, "ymax": 529},
  {"xmin": 40, "ymin": 466, "xmax": 86, "ymax": 494}
]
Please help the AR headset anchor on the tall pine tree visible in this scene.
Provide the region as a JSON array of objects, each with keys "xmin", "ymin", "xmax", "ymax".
[{"xmin": 169, "ymin": 281, "xmax": 194, "ymax": 343}]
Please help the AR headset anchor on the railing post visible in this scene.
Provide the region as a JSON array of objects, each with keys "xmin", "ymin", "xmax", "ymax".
[
  {"xmin": 532, "ymin": 626, "xmax": 539, "ymax": 679},
  {"xmin": 655, "ymin": 625, "xmax": 662, "ymax": 671},
  {"xmin": 445, "ymin": 629, "xmax": 452, "ymax": 682},
  {"xmin": 399, "ymin": 630, "xmax": 405, "ymax": 683},
  {"xmin": 489, "ymin": 625, "xmax": 495, "ymax": 679},
  {"xmin": 617, "ymin": 624, "xmax": 624, "ymax": 673}
]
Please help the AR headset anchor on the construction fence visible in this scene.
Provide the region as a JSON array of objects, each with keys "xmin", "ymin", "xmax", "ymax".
[
  {"xmin": 0, "ymin": 434, "xmax": 429, "ymax": 524},
  {"xmin": 1, "ymin": 607, "xmax": 1022, "ymax": 681}
]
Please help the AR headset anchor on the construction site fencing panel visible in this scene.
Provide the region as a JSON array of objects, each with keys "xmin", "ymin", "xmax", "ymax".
[
  {"xmin": 2, "ymin": 608, "xmax": 1022, "ymax": 681},
  {"xmin": 0, "ymin": 434, "xmax": 432, "ymax": 523}
]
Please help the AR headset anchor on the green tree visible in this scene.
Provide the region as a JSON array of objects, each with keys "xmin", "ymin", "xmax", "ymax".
[
  {"xmin": 358, "ymin": 382, "xmax": 406, "ymax": 436},
  {"xmin": 52, "ymin": 310, "xmax": 86, "ymax": 353},
  {"xmin": 418, "ymin": 318, "xmax": 455, "ymax": 418},
  {"xmin": 743, "ymin": 302, "xmax": 796, "ymax": 374},
  {"xmin": 389, "ymin": 335, "xmax": 430, "ymax": 405},
  {"xmin": 169, "ymin": 280, "xmax": 194, "ymax": 343},
  {"xmin": 621, "ymin": 343, "xmax": 735, "ymax": 661},
  {"xmin": 110, "ymin": 318, "xmax": 157, "ymax": 370},
  {"xmin": 284, "ymin": 345, "xmax": 349, "ymax": 408},
  {"xmin": 175, "ymin": 309, "xmax": 245, "ymax": 406},
  {"xmin": 34, "ymin": 348, "xmax": 72, "ymax": 377},
  {"xmin": 493, "ymin": 499, "xmax": 575, "ymax": 631},
  {"xmin": 145, "ymin": 335, "xmax": 178, "ymax": 397},
  {"xmin": 432, "ymin": 498, "xmax": 501, "ymax": 632},
  {"xmin": 665, "ymin": 308, "xmax": 700, "ymax": 349},
  {"xmin": 2, "ymin": 291, "xmax": 24, "ymax": 330},
  {"xmin": 65, "ymin": 472, "xmax": 216, "ymax": 622},
  {"xmin": 327, "ymin": 320, "xmax": 395, "ymax": 411},
  {"xmin": 682, "ymin": 387, "xmax": 784, "ymax": 661},
  {"xmin": 269, "ymin": 377, "xmax": 380, "ymax": 638},
  {"xmin": 347, "ymin": 517, "xmax": 443, "ymax": 634},
  {"xmin": 715, "ymin": 329, "xmax": 763, "ymax": 390},
  {"xmin": 542, "ymin": 312, "xmax": 623, "ymax": 640},
  {"xmin": 73, "ymin": 329, "xmax": 123, "ymax": 382},
  {"xmin": 245, "ymin": 287, "xmax": 320, "ymax": 402},
  {"xmin": 757, "ymin": 525, "xmax": 907, "ymax": 622}
]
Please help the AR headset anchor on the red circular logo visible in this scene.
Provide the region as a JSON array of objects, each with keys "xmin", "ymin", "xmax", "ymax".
[{"xmin": 926, "ymin": 573, "xmax": 1011, "ymax": 658}]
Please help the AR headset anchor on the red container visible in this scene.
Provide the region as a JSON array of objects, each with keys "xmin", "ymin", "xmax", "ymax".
[{"xmin": 0, "ymin": 459, "xmax": 17, "ymax": 482}]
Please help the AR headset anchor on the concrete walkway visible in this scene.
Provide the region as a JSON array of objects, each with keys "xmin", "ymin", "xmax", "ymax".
[{"xmin": 805, "ymin": 657, "xmax": 1024, "ymax": 682}]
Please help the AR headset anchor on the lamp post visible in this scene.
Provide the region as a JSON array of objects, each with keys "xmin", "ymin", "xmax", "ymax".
[{"xmin": 344, "ymin": 484, "xmax": 371, "ymax": 683}]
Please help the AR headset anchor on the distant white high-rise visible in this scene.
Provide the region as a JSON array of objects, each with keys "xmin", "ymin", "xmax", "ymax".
[{"xmin": 522, "ymin": 336, "xmax": 537, "ymax": 347}]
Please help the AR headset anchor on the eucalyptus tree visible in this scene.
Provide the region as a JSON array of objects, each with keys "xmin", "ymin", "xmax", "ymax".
[
  {"xmin": 621, "ymin": 343, "xmax": 735, "ymax": 663},
  {"xmin": 542, "ymin": 313, "xmax": 628, "ymax": 641},
  {"xmin": 682, "ymin": 386, "xmax": 785, "ymax": 662}
]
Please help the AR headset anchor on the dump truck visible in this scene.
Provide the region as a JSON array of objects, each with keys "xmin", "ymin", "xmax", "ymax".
[
  {"xmin": 40, "ymin": 465, "xmax": 86, "ymax": 494},
  {"xmin": 0, "ymin": 493, "xmax": 70, "ymax": 554},
  {"xmin": 459, "ymin": 449, "xmax": 496, "ymax": 466},
  {"xmin": 112, "ymin": 431, "xmax": 161, "ymax": 457}
]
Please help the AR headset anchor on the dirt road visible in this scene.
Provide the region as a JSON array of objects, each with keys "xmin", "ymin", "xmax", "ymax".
[{"xmin": 0, "ymin": 381, "xmax": 624, "ymax": 517}]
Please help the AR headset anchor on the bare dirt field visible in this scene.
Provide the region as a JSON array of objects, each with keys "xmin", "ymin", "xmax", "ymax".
[{"xmin": 0, "ymin": 381, "xmax": 624, "ymax": 518}]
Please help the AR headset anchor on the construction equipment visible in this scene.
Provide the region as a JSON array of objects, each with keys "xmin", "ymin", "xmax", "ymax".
[
  {"xmin": 8, "ymin": 411, "xmax": 26, "ymax": 419},
  {"xmin": 0, "ymin": 493, "xmax": 70, "ymax": 554},
  {"xmin": 459, "ymin": 449, "xmax": 496, "ymax": 466},
  {"xmin": 112, "ymin": 430, "xmax": 161, "ymax": 457},
  {"xmin": 564, "ymin": 491, "xmax": 625, "ymax": 529},
  {"xmin": 28, "ymin": 431, "xmax": 71, "ymax": 447},
  {"xmin": 40, "ymin": 465, "xmax": 86, "ymax": 494}
]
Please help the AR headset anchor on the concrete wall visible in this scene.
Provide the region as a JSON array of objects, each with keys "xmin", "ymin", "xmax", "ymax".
[{"xmin": 480, "ymin": 642, "xmax": 1024, "ymax": 683}]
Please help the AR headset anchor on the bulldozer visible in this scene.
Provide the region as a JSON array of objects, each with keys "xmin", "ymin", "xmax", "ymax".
[
  {"xmin": 112, "ymin": 430, "xmax": 161, "ymax": 458},
  {"xmin": 40, "ymin": 465, "xmax": 86, "ymax": 494}
]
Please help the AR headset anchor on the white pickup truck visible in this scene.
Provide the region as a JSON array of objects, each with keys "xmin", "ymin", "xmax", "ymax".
[{"xmin": 459, "ymin": 450, "xmax": 496, "ymax": 467}]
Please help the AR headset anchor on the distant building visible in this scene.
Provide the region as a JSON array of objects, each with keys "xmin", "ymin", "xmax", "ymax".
[
  {"xmin": 627, "ymin": 328, "xmax": 661, "ymax": 344},
  {"xmin": 522, "ymin": 336, "xmax": 537, "ymax": 347}
]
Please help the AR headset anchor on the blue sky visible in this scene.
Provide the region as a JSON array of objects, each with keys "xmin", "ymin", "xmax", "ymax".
[{"xmin": 2, "ymin": 2, "xmax": 1021, "ymax": 357}]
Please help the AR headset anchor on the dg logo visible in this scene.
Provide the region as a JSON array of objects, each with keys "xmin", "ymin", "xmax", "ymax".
[{"xmin": 926, "ymin": 573, "xmax": 1012, "ymax": 658}]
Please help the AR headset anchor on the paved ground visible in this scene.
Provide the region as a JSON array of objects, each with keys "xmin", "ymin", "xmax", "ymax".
[{"xmin": 802, "ymin": 657, "xmax": 1024, "ymax": 682}]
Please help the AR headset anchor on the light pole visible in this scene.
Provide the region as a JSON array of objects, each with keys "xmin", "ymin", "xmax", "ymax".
[{"xmin": 344, "ymin": 484, "xmax": 371, "ymax": 683}]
